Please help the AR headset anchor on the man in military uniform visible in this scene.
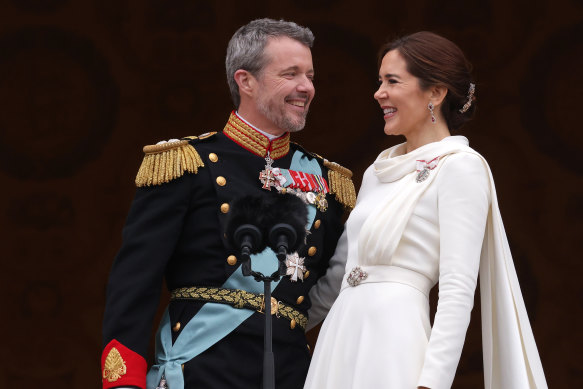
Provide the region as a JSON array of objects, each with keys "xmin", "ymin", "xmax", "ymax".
[{"xmin": 101, "ymin": 18, "xmax": 355, "ymax": 389}]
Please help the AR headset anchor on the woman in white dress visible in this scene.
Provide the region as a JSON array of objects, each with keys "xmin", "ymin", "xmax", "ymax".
[{"xmin": 304, "ymin": 32, "xmax": 547, "ymax": 389}]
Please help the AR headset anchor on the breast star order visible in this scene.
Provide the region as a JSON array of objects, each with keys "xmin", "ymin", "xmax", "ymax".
[{"xmin": 285, "ymin": 252, "xmax": 307, "ymax": 282}]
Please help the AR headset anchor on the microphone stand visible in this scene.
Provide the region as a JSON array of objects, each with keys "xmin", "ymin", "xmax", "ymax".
[
  {"xmin": 231, "ymin": 206, "xmax": 302, "ymax": 389},
  {"xmin": 240, "ymin": 238, "xmax": 290, "ymax": 389}
]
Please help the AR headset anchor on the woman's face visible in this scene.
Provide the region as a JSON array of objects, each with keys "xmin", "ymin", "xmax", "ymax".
[{"xmin": 374, "ymin": 50, "xmax": 433, "ymax": 138}]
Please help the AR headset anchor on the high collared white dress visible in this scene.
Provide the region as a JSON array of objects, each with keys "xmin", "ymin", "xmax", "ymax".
[{"xmin": 304, "ymin": 137, "xmax": 547, "ymax": 389}]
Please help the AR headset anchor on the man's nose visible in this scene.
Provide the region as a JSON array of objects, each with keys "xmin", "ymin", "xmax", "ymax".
[{"xmin": 297, "ymin": 75, "xmax": 315, "ymax": 94}]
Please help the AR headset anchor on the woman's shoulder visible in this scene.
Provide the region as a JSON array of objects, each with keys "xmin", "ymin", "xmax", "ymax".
[
  {"xmin": 440, "ymin": 148, "xmax": 489, "ymax": 177},
  {"xmin": 436, "ymin": 149, "xmax": 492, "ymax": 200},
  {"xmin": 363, "ymin": 163, "xmax": 375, "ymax": 176}
]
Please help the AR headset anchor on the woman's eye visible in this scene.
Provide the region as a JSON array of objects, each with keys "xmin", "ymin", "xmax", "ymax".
[{"xmin": 378, "ymin": 78, "xmax": 398, "ymax": 85}]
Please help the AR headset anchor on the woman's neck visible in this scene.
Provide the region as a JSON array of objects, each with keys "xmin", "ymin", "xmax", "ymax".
[{"xmin": 404, "ymin": 121, "xmax": 451, "ymax": 153}]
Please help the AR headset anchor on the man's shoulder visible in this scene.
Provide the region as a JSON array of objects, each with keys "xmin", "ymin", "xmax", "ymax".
[
  {"xmin": 134, "ymin": 132, "xmax": 219, "ymax": 188},
  {"xmin": 291, "ymin": 142, "xmax": 356, "ymax": 210},
  {"xmin": 182, "ymin": 131, "xmax": 219, "ymax": 144}
]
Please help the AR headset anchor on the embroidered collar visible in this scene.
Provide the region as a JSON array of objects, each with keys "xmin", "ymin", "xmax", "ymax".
[{"xmin": 222, "ymin": 111, "xmax": 290, "ymax": 159}]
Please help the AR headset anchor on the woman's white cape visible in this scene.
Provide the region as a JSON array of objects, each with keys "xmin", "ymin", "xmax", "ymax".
[{"xmin": 479, "ymin": 162, "xmax": 547, "ymax": 388}]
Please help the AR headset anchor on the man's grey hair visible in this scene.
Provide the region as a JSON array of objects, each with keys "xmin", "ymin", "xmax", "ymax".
[{"xmin": 226, "ymin": 18, "xmax": 314, "ymax": 107}]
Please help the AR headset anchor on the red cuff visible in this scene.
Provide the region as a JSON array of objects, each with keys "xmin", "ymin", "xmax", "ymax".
[{"xmin": 101, "ymin": 339, "xmax": 147, "ymax": 389}]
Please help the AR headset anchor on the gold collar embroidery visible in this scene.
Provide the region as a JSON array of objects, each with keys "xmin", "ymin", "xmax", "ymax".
[{"xmin": 222, "ymin": 112, "xmax": 290, "ymax": 159}]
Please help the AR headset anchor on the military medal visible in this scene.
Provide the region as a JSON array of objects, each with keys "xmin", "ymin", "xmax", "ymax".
[
  {"xmin": 285, "ymin": 252, "xmax": 306, "ymax": 282},
  {"xmin": 258, "ymin": 152, "xmax": 330, "ymax": 212},
  {"xmin": 415, "ymin": 156, "xmax": 440, "ymax": 183},
  {"xmin": 315, "ymin": 192, "xmax": 328, "ymax": 212},
  {"xmin": 259, "ymin": 152, "xmax": 276, "ymax": 190}
]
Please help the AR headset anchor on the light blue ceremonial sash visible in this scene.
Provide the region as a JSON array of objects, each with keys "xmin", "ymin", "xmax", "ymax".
[{"xmin": 146, "ymin": 150, "xmax": 320, "ymax": 389}]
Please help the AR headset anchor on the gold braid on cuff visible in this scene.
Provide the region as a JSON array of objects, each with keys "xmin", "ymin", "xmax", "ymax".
[{"xmin": 171, "ymin": 286, "xmax": 308, "ymax": 330}]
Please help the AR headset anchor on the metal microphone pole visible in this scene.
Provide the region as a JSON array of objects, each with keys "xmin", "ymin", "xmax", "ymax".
[
  {"xmin": 233, "ymin": 223, "xmax": 277, "ymax": 389},
  {"xmin": 244, "ymin": 268, "xmax": 279, "ymax": 389},
  {"xmin": 246, "ymin": 248, "xmax": 289, "ymax": 389},
  {"xmin": 263, "ymin": 277, "xmax": 275, "ymax": 389},
  {"xmin": 242, "ymin": 256, "xmax": 280, "ymax": 389}
]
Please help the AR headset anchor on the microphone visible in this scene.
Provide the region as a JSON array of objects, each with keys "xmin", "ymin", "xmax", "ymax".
[
  {"xmin": 263, "ymin": 194, "xmax": 308, "ymax": 273},
  {"xmin": 224, "ymin": 195, "xmax": 268, "ymax": 275},
  {"xmin": 224, "ymin": 193, "xmax": 308, "ymax": 276}
]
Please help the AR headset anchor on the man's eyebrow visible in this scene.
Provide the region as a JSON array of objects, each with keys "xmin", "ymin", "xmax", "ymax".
[
  {"xmin": 279, "ymin": 66, "xmax": 314, "ymax": 74},
  {"xmin": 280, "ymin": 66, "xmax": 300, "ymax": 72}
]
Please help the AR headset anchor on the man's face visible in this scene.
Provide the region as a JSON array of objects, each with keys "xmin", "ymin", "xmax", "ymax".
[{"xmin": 254, "ymin": 36, "xmax": 315, "ymax": 133}]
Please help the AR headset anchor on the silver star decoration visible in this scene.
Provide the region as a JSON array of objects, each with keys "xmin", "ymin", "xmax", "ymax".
[{"xmin": 285, "ymin": 252, "xmax": 306, "ymax": 282}]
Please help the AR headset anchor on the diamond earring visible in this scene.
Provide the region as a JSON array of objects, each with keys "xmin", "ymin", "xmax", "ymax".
[{"xmin": 428, "ymin": 102, "xmax": 436, "ymax": 124}]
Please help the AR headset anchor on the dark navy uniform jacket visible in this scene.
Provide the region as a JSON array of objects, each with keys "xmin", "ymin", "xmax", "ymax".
[{"xmin": 101, "ymin": 112, "xmax": 353, "ymax": 389}]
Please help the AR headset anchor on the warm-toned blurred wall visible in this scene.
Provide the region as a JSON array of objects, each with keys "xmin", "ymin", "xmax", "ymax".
[{"xmin": 0, "ymin": 0, "xmax": 581, "ymax": 387}]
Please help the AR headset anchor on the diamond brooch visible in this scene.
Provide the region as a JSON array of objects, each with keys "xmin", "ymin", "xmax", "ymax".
[{"xmin": 347, "ymin": 266, "xmax": 368, "ymax": 287}]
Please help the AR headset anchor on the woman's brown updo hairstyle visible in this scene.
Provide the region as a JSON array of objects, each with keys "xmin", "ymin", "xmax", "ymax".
[{"xmin": 379, "ymin": 31, "xmax": 476, "ymax": 131}]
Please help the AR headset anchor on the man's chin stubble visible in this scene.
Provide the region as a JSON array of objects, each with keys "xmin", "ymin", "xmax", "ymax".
[{"xmin": 284, "ymin": 112, "xmax": 309, "ymax": 133}]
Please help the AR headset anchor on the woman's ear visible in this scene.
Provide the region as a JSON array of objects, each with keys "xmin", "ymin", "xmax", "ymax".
[
  {"xmin": 234, "ymin": 69, "xmax": 256, "ymax": 99},
  {"xmin": 430, "ymin": 85, "xmax": 448, "ymax": 107}
]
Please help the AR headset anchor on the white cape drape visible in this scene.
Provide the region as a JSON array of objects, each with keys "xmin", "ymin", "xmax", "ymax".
[
  {"xmin": 479, "ymin": 165, "xmax": 547, "ymax": 388},
  {"xmin": 357, "ymin": 137, "xmax": 547, "ymax": 388}
]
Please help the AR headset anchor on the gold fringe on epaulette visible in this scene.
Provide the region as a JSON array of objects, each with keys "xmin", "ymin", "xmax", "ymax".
[
  {"xmin": 324, "ymin": 160, "xmax": 356, "ymax": 209},
  {"xmin": 135, "ymin": 140, "xmax": 204, "ymax": 187}
]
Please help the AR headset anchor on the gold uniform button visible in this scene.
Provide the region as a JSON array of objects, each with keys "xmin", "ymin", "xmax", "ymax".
[
  {"xmin": 307, "ymin": 344, "xmax": 311, "ymax": 351},
  {"xmin": 172, "ymin": 322, "xmax": 181, "ymax": 332},
  {"xmin": 314, "ymin": 219, "xmax": 321, "ymax": 229},
  {"xmin": 220, "ymin": 203, "xmax": 230, "ymax": 213},
  {"xmin": 290, "ymin": 319, "xmax": 297, "ymax": 329},
  {"xmin": 227, "ymin": 255, "xmax": 237, "ymax": 265},
  {"xmin": 304, "ymin": 270, "xmax": 310, "ymax": 279},
  {"xmin": 209, "ymin": 153, "xmax": 218, "ymax": 162},
  {"xmin": 216, "ymin": 176, "xmax": 226, "ymax": 186},
  {"xmin": 308, "ymin": 246, "xmax": 317, "ymax": 256},
  {"xmin": 296, "ymin": 296, "xmax": 304, "ymax": 304},
  {"xmin": 182, "ymin": 364, "xmax": 185, "ymax": 372}
]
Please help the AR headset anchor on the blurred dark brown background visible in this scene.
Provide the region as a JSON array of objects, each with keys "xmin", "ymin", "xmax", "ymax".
[{"xmin": 0, "ymin": 0, "xmax": 581, "ymax": 387}]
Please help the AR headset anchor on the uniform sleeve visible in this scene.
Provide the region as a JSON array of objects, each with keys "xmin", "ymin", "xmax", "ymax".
[
  {"xmin": 306, "ymin": 226, "xmax": 348, "ymax": 330},
  {"xmin": 102, "ymin": 175, "xmax": 194, "ymax": 389},
  {"xmin": 417, "ymin": 153, "xmax": 491, "ymax": 389}
]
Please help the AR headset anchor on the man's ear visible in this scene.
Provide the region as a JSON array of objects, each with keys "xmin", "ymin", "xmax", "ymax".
[
  {"xmin": 234, "ymin": 69, "xmax": 256, "ymax": 99},
  {"xmin": 430, "ymin": 85, "xmax": 448, "ymax": 107}
]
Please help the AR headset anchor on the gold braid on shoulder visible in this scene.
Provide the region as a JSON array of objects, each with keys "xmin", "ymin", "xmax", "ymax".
[
  {"xmin": 135, "ymin": 139, "xmax": 204, "ymax": 187},
  {"xmin": 324, "ymin": 159, "xmax": 356, "ymax": 209}
]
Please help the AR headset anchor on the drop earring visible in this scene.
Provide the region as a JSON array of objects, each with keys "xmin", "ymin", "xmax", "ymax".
[{"xmin": 428, "ymin": 102, "xmax": 436, "ymax": 124}]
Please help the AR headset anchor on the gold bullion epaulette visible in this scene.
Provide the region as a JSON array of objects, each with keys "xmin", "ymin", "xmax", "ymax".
[
  {"xmin": 323, "ymin": 159, "xmax": 356, "ymax": 209},
  {"xmin": 135, "ymin": 132, "xmax": 216, "ymax": 187},
  {"xmin": 291, "ymin": 142, "xmax": 356, "ymax": 209}
]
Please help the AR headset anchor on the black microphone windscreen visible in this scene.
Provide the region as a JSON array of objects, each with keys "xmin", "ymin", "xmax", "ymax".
[
  {"xmin": 263, "ymin": 194, "xmax": 308, "ymax": 252},
  {"xmin": 224, "ymin": 195, "xmax": 268, "ymax": 254}
]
